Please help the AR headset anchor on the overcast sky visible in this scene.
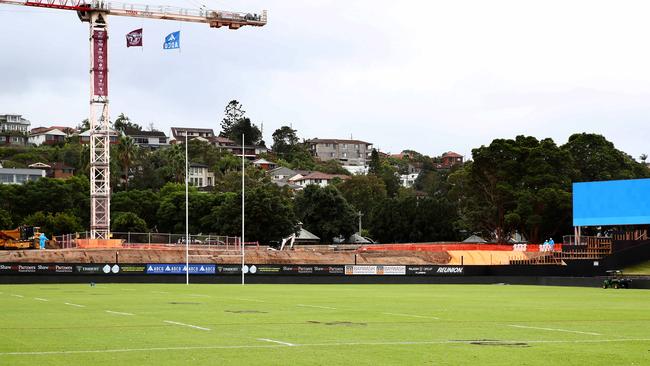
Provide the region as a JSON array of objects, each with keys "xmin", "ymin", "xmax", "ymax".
[{"xmin": 1, "ymin": 0, "xmax": 649, "ymax": 159}]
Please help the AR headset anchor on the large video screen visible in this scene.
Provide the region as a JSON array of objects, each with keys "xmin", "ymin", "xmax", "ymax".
[{"xmin": 573, "ymin": 178, "xmax": 650, "ymax": 226}]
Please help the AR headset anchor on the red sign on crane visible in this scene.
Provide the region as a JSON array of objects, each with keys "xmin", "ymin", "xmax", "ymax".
[{"xmin": 92, "ymin": 29, "xmax": 108, "ymax": 96}]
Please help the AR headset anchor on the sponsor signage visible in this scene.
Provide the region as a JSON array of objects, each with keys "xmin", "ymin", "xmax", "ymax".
[
  {"xmin": 92, "ymin": 30, "xmax": 108, "ymax": 96},
  {"xmin": 217, "ymin": 265, "xmax": 241, "ymax": 274},
  {"xmin": 344, "ymin": 265, "xmax": 406, "ymax": 275},
  {"xmin": 145, "ymin": 264, "xmax": 216, "ymax": 275},
  {"xmin": 118, "ymin": 265, "xmax": 146, "ymax": 274},
  {"xmin": 406, "ymin": 266, "xmax": 464, "ymax": 275}
]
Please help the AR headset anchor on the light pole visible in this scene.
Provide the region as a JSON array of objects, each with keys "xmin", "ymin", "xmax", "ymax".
[
  {"xmin": 185, "ymin": 132, "xmax": 189, "ymax": 285},
  {"xmin": 241, "ymin": 133, "xmax": 245, "ymax": 286}
]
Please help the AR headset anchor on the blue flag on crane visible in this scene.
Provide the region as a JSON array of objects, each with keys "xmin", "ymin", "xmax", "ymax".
[{"xmin": 163, "ymin": 31, "xmax": 180, "ymax": 50}]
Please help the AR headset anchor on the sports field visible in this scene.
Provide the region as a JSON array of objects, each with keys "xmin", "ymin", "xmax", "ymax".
[{"xmin": 0, "ymin": 283, "xmax": 648, "ymax": 365}]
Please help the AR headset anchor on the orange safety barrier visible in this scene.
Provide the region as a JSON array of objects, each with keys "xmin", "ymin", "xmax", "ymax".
[{"xmin": 360, "ymin": 243, "xmax": 562, "ymax": 252}]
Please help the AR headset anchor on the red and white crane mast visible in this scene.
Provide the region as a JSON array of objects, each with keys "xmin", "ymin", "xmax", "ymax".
[{"xmin": 0, "ymin": 0, "xmax": 267, "ymax": 240}]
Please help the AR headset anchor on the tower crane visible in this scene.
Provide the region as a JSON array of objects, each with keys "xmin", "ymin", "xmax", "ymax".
[{"xmin": 0, "ymin": 0, "xmax": 267, "ymax": 240}]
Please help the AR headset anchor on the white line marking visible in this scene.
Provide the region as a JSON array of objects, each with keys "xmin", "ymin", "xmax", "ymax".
[
  {"xmin": 151, "ymin": 291, "xmax": 170, "ymax": 294},
  {"xmin": 105, "ymin": 310, "xmax": 134, "ymax": 316},
  {"xmin": 188, "ymin": 294, "xmax": 210, "ymax": 298},
  {"xmin": 257, "ymin": 338, "xmax": 296, "ymax": 346},
  {"xmin": 508, "ymin": 325, "xmax": 602, "ymax": 336},
  {"xmin": 34, "ymin": 298, "xmax": 49, "ymax": 302},
  {"xmin": 230, "ymin": 297, "xmax": 265, "ymax": 303},
  {"xmin": 3, "ymin": 338, "xmax": 650, "ymax": 356},
  {"xmin": 64, "ymin": 303, "xmax": 85, "ymax": 308},
  {"xmin": 382, "ymin": 312, "xmax": 439, "ymax": 319},
  {"xmin": 163, "ymin": 320, "xmax": 211, "ymax": 331},
  {"xmin": 297, "ymin": 304, "xmax": 337, "ymax": 310},
  {"xmin": 11, "ymin": 294, "xmax": 24, "ymax": 298},
  {"xmin": 121, "ymin": 289, "xmax": 136, "ymax": 291}
]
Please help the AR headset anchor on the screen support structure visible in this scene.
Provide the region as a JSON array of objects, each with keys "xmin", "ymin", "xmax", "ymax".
[{"xmin": 89, "ymin": 12, "xmax": 111, "ymax": 240}]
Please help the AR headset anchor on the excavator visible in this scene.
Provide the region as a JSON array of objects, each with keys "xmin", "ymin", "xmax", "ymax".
[{"xmin": 0, "ymin": 226, "xmax": 43, "ymax": 250}]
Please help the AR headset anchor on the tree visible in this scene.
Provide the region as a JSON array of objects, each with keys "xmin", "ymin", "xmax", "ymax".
[
  {"xmin": 337, "ymin": 175, "xmax": 387, "ymax": 217},
  {"xmin": 205, "ymin": 185, "xmax": 297, "ymax": 244},
  {"xmin": 368, "ymin": 149, "xmax": 381, "ymax": 175},
  {"xmin": 116, "ymin": 135, "xmax": 138, "ymax": 190},
  {"xmin": 450, "ymin": 136, "xmax": 574, "ymax": 243},
  {"xmin": 0, "ymin": 208, "xmax": 12, "ymax": 229},
  {"xmin": 272, "ymin": 126, "xmax": 299, "ymax": 158},
  {"xmin": 162, "ymin": 144, "xmax": 186, "ymax": 183},
  {"xmin": 368, "ymin": 196, "xmax": 459, "ymax": 243},
  {"xmin": 562, "ymin": 133, "xmax": 649, "ymax": 182},
  {"xmin": 111, "ymin": 212, "xmax": 147, "ymax": 232},
  {"xmin": 113, "ymin": 113, "xmax": 142, "ymax": 133},
  {"xmin": 294, "ymin": 185, "xmax": 357, "ymax": 242},
  {"xmin": 227, "ymin": 117, "xmax": 263, "ymax": 146},
  {"xmin": 111, "ymin": 189, "xmax": 160, "ymax": 230},
  {"xmin": 22, "ymin": 211, "xmax": 83, "ymax": 237},
  {"xmin": 220, "ymin": 100, "xmax": 245, "ymax": 138}
]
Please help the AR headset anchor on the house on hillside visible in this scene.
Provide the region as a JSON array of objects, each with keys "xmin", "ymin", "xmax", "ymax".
[
  {"xmin": 28, "ymin": 162, "xmax": 75, "ymax": 179},
  {"xmin": 289, "ymin": 171, "xmax": 350, "ymax": 188},
  {"xmin": 0, "ymin": 167, "xmax": 46, "ymax": 184},
  {"xmin": 306, "ymin": 138, "xmax": 373, "ymax": 166},
  {"xmin": 79, "ymin": 129, "xmax": 120, "ymax": 144},
  {"xmin": 400, "ymin": 173, "xmax": 419, "ymax": 188},
  {"xmin": 0, "ymin": 114, "xmax": 30, "ymax": 146},
  {"xmin": 170, "ymin": 127, "xmax": 215, "ymax": 143},
  {"xmin": 188, "ymin": 163, "xmax": 215, "ymax": 188},
  {"xmin": 124, "ymin": 128, "xmax": 170, "ymax": 149},
  {"xmin": 437, "ymin": 151, "xmax": 463, "ymax": 169},
  {"xmin": 252, "ymin": 158, "xmax": 277, "ymax": 171},
  {"xmin": 28, "ymin": 127, "xmax": 67, "ymax": 146}
]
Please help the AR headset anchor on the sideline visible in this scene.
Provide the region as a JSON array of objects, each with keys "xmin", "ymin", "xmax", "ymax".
[
  {"xmin": 508, "ymin": 324, "xmax": 602, "ymax": 336},
  {"xmin": 382, "ymin": 312, "xmax": 439, "ymax": 319},
  {"xmin": 257, "ymin": 338, "xmax": 296, "ymax": 346},
  {"xmin": 163, "ymin": 320, "xmax": 211, "ymax": 331},
  {"xmin": 2, "ymin": 338, "xmax": 650, "ymax": 356}
]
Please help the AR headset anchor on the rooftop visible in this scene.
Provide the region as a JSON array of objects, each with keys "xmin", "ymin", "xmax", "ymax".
[{"xmin": 307, "ymin": 138, "xmax": 371, "ymax": 145}]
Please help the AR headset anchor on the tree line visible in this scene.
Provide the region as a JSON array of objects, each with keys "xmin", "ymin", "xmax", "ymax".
[{"xmin": 1, "ymin": 101, "xmax": 648, "ymax": 243}]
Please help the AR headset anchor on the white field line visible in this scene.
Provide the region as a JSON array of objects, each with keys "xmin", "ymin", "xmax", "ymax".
[
  {"xmin": 64, "ymin": 302, "xmax": 85, "ymax": 308},
  {"xmin": 297, "ymin": 304, "xmax": 337, "ymax": 310},
  {"xmin": 105, "ymin": 310, "xmax": 134, "ymax": 316},
  {"xmin": 10, "ymin": 294, "xmax": 24, "ymax": 298},
  {"xmin": 188, "ymin": 294, "xmax": 210, "ymax": 298},
  {"xmin": 382, "ymin": 312, "xmax": 439, "ymax": 320},
  {"xmin": 121, "ymin": 289, "xmax": 136, "ymax": 291},
  {"xmin": 508, "ymin": 325, "xmax": 602, "ymax": 336},
  {"xmin": 3, "ymin": 338, "xmax": 650, "ymax": 356},
  {"xmin": 230, "ymin": 297, "xmax": 266, "ymax": 303},
  {"xmin": 151, "ymin": 291, "xmax": 170, "ymax": 294},
  {"xmin": 163, "ymin": 320, "xmax": 211, "ymax": 331},
  {"xmin": 34, "ymin": 298, "xmax": 49, "ymax": 302},
  {"xmin": 257, "ymin": 338, "xmax": 297, "ymax": 346}
]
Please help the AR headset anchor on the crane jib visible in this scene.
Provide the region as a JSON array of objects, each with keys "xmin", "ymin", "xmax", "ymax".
[{"xmin": 24, "ymin": 1, "xmax": 91, "ymax": 12}]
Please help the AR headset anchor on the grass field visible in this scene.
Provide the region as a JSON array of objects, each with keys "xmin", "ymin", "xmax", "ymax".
[{"xmin": 0, "ymin": 283, "xmax": 648, "ymax": 365}]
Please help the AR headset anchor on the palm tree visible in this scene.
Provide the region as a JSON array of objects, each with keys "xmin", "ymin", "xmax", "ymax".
[
  {"xmin": 640, "ymin": 154, "xmax": 648, "ymax": 164},
  {"xmin": 117, "ymin": 135, "xmax": 138, "ymax": 190},
  {"xmin": 165, "ymin": 144, "xmax": 185, "ymax": 183}
]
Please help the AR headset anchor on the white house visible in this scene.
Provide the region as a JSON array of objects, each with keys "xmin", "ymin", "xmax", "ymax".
[
  {"xmin": 400, "ymin": 173, "xmax": 419, "ymax": 188},
  {"xmin": 29, "ymin": 128, "xmax": 67, "ymax": 146},
  {"xmin": 0, "ymin": 168, "xmax": 46, "ymax": 185},
  {"xmin": 189, "ymin": 163, "xmax": 215, "ymax": 188},
  {"xmin": 289, "ymin": 172, "xmax": 349, "ymax": 188}
]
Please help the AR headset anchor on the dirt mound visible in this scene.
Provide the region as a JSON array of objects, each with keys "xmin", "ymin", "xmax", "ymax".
[{"xmin": 0, "ymin": 248, "xmax": 452, "ymax": 265}]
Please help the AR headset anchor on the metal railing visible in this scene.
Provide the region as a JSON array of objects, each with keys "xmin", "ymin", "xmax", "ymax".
[{"xmin": 54, "ymin": 231, "xmax": 245, "ymax": 250}]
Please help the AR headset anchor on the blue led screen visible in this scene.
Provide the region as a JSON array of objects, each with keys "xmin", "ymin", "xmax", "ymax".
[{"xmin": 573, "ymin": 178, "xmax": 650, "ymax": 226}]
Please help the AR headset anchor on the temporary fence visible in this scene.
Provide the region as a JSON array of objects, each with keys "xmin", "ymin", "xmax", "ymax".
[{"xmin": 53, "ymin": 232, "xmax": 248, "ymax": 250}]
